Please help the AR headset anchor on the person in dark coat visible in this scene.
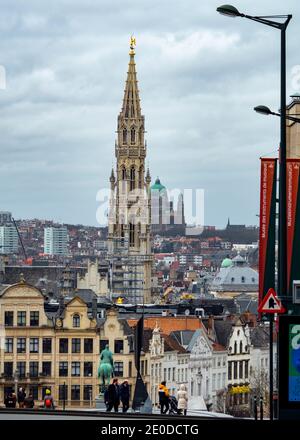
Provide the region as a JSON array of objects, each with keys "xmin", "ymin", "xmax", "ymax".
[
  {"xmin": 17, "ymin": 387, "xmax": 26, "ymax": 408},
  {"xmin": 4, "ymin": 392, "xmax": 17, "ymax": 408},
  {"xmin": 106, "ymin": 378, "xmax": 120, "ymax": 412},
  {"xmin": 24, "ymin": 393, "xmax": 35, "ymax": 409},
  {"xmin": 120, "ymin": 380, "xmax": 130, "ymax": 413}
]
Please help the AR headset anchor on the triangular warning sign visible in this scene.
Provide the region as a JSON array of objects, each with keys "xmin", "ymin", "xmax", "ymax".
[{"xmin": 258, "ymin": 288, "xmax": 286, "ymax": 314}]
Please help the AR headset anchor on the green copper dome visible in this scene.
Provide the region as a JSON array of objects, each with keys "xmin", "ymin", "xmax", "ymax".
[
  {"xmin": 151, "ymin": 177, "xmax": 166, "ymax": 192},
  {"xmin": 221, "ymin": 257, "xmax": 233, "ymax": 268}
]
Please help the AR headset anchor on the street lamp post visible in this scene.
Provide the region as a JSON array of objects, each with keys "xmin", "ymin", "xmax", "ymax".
[
  {"xmin": 216, "ymin": 3, "xmax": 292, "ymax": 306},
  {"xmin": 217, "ymin": 5, "xmax": 292, "ymax": 421}
]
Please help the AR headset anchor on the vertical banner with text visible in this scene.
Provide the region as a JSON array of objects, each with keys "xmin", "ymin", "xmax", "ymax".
[
  {"xmin": 286, "ymin": 159, "xmax": 300, "ymax": 296},
  {"xmin": 259, "ymin": 158, "xmax": 277, "ymax": 307}
]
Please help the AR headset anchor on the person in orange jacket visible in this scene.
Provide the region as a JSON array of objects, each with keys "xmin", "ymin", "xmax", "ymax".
[{"xmin": 158, "ymin": 381, "xmax": 169, "ymax": 414}]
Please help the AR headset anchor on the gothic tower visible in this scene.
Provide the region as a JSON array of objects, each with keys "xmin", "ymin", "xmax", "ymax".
[{"xmin": 108, "ymin": 38, "xmax": 152, "ymax": 304}]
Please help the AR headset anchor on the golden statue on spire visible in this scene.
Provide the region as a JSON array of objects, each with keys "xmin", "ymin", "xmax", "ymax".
[{"xmin": 129, "ymin": 35, "xmax": 136, "ymax": 55}]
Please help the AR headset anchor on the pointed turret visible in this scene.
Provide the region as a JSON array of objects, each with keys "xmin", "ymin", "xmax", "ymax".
[{"xmin": 121, "ymin": 37, "xmax": 141, "ymax": 119}]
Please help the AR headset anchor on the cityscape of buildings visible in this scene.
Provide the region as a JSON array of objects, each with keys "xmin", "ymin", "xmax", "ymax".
[{"xmin": 1, "ymin": 23, "xmax": 300, "ymax": 422}]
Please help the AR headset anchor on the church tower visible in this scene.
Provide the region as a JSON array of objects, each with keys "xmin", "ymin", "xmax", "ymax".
[{"xmin": 108, "ymin": 38, "xmax": 152, "ymax": 304}]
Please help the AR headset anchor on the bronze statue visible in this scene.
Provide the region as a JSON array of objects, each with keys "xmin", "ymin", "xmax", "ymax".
[{"xmin": 98, "ymin": 344, "xmax": 114, "ymax": 390}]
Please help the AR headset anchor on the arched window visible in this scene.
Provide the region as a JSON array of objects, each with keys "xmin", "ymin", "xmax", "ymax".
[
  {"xmin": 73, "ymin": 314, "xmax": 80, "ymax": 328},
  {"xmin": 129, "ymin": 222, "xmax": 135, "ymax": 247},
  {"xmin": 123, "ymin": 128, "xmax": 127, "ymax": 144},
  {"xmin": 234, "ymin": 341, "xmax": 237, "ymax": 354},
  {"xmin": 240, "ymin": 341, "xmax": 243, "ymax": 353},
  {"xmin": 131, "ymin": 128, "xmax": 135, "ymax": 144},
  {"xmin": 130, "ymin": 166, "xmax": 135, "ymax": 191},
  {"xmin": 252, "ymin": 277, "xmax": 255, "ymax": 283},
  {"xmin": 241, "ymin": 276, "xmax": 245, "ymax": 283},
  {"xmin": 231, "ymin": 277, "xmax": 235, "ymax": 283}
]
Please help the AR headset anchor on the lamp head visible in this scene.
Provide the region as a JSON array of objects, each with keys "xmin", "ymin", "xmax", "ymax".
[
  {"xmin": 216, "ymin": 4, "xmax": 241, "ymax": 17},
  {"xmin": 254, "ymin": 105, "xmax": 272, "ymax": 115}
]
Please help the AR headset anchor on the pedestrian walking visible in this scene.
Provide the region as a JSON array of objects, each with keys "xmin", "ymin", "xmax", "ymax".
[
  {"xmin": 17, "ymin": 387, "xmax": 26, "ymax": 408},
  {"xmin": 158, "ymin": 381, "xmax": 169, "ymax": 414},
  {"xmin": 177, "ymin": 384, "xmax": 188, "ymax": 416},
  {"xmin": 106, "ymin": 378, "xmax": 120, "ymax": 413},
  {"xmin": 120, "ymin": 380, "xmax": 130, "ymax": 413}
]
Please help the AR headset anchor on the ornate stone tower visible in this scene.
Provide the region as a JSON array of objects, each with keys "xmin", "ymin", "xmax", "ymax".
[{"xmin": 108, "ymin": 38, "xmax": 152, "ymax": 304}]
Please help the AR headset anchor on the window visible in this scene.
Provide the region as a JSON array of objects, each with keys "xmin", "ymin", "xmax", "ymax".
[
  {"xmin": 164, "ymin": 368, "xmax": 167, "ymax": 381},
  {"xmin": 100, "ymin": 340, "xmax": 109, "ymax": 353},
  {"xmin": 17, "ymin": 311, "xmax": 26, "ymax": 327},
  {"xmin": 217, "ymin": 357, "xmax": 221, "ymax": 367},
  {"xmin": 217, "ymin": 373, "xmax": 221, "ymax": 389},
  {"xmin": 29, "ymin": 362, "xmax": 39, "ymax": 378},
  {"xmin": 252, "ymin": 277, "xmax": 255, "ymax": 283},
  {"xmin": 241, "ymin": 276, "xmax": 245, "ymax": 283},
  {"xmin": 129, "ymin": 361, "xmax": 132, "ymax": 378},
  {"xmin": 245, "ymin": 360, "xmax": 249, "ymax": 379},
  {"xmin": 72, "ymin": 338, "xmax": 81, "ymax": 353},
  {"xmin": 84, "ymin": 362, "xmax": 93, "ymax": 377},
  {"xmin": 59, "ymin": 338, "xmax": 68, "ymax": 354},
  {"xmin": 17, "ymin": 338, "xmax": 26, "ymax": 354},
  {"xmin": 73, "ymin": 314, "xmax": 80, "ymax": 328},
  {"xmin": 4, "ymin": 311, "xmax": 13, "ymax": 326},
  {"xmin": 139, "ymin": 166, "xmax": 144, "ymax": 189},
  {"xmin": 239, "ymin": 361, "xmax": 243, "ymax": 379},
  {"xmin": 122, "ymin": 128, "xmax": 127, "ymax": 144},
  {"xmin": 114, "ymin": 340, "xmax": 124, "ymax": 354},
  {"xmin": 29, "ymin": 385, "xmax": 38, "ymax": 400},
  {"xmin": 42, "ymin": 362, "xmax": 51, "ymax": 377},
  {"xmin": 43, "ymin": 338, "xmax": 52, "ymax": 354},
  {"xmin": 84, "ymin": 385, "xmax": 93, "ymax": 401},
  {"xmin": 71, "ymin": 362, "xmax": 80, "ymax": 377},
  {"xmin": 71, "ymin": 385, "xmax": 80, "ymax": 401},
  {"xmin": 231, "ymin": 277, "xmax": 235, "ymax": 283},
  {"xmin": 172, "ymin": 367, "xmax": 176, "ymax": 381},
  {"xmin": 114, "ymin": 362, "xmax": 123, "ymax": 377},
  {"xmin": 129, "ymin": 223, "xmax": 135, "ymax": 247},
  {"xmin": 29, "ymin": 338, "xmax": 39, "ymax": 353},
  {"xmin": 130, "ymin": 166, "xmax": 135, "ymax": 191},
  {"xmin": 30, "ymin": 311, "xmax": 39, "ymax": 327},
  {"xmin": 59, "ymin": 362, "xmax": 68, "ymax": 377},
  {"xmin": 84, "ymin": 339, "xmax": 93, "ymax": 354},
  {"xmin": 233, "ymin": 361, "xmax": 238, "ymax": 380},
  {"xmin": 145, "ymin": 360, "xmax": 148, "ymax": 375},
  {"xmin": 131, "ymin": 127, "xmax": 135, "ymax": 144},
  {"xmin": 240, "ymin": 341, "xmax": 243, "ymax": 354},
  {"xmin": 59, "ymin": 384, "xmax": 68, "ymax": 401},
  {"xmin": 17, "ymin": 362, "xmax": 26, "ymax": 378},
  {"xmin": 4, "ymin": 362, "xmax": 13, "ymax": 378},
  {"xmin": 234, "ymin": 341, "xmax": 237, "ymax": 354},
  {"xmin": 5, "ymin": 338, "xmax": 13, "ymax": 353}
]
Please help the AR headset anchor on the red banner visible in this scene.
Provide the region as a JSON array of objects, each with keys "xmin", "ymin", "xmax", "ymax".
[
  {"xmin": 286, "ymin": 159, "xmax": 300, "ymax": 294},
  {"xmin": 259, "ymin": 159, "xmax": 277, "ymax": 306}
]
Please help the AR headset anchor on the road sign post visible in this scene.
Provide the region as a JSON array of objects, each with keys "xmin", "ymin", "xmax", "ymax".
[{"xmin": 258, "ymin": 288, "xmax": 285, "ymax": 420}]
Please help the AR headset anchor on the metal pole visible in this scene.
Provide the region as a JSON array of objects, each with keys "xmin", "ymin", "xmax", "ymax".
[
  {"xmin": 63, "ymin": 381, "xmax": 66, "ymax": 411},
  {"xmin": 278, "ymin": 20, "xmax": 290, "ymax": 305},
  {"xmin": 269, "ymin": 314, "xmax": 274, "ymax": 421},
  {"xmin": 254, "ymin": 395, "xmax": 257, "ymax": 420},
  {"xmin": 260, "ymin": 396, "xmax": 264, "ymax": 420}
]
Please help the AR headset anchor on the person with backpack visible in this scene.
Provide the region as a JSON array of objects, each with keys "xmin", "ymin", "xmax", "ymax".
[
  {"xmin": 24, "ymin": 392, "xmax": 35, "ymax": 409},
  {"xmin": 44, "ymin": 389, "xmax": 54, "ymax": 409},
  {"xmin": 158, "ymin": 381, "xmax": 169, "ymax": 414}
]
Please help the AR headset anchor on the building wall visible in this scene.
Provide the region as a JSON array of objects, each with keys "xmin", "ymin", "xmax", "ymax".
[
  {"xmin": 0, "ymin": 283, "xmax": 138, "ymax": 407},
  {"xmin": 0, "ymin": 226, "xmax": 18, "ymax": 254}
]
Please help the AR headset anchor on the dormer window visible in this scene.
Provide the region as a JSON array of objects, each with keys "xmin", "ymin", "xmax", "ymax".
[{"xmin": 73, "ymin": 314, "xmax": 80, "ymax": 328}]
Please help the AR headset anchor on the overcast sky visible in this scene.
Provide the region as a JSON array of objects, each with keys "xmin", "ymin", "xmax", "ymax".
[{"xmin": 0, "ymin": 0, "xmax": 299, "ymax": 228}]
